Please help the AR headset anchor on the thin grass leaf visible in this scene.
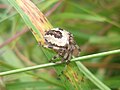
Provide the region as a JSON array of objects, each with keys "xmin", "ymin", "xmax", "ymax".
[
  {"xmin": 53, "ymin": 13, "xmax": 106, "ymax": 22},
  {"xmin": 76, "ymin": 61, "xmax": 111, "ymax": 90},
  {"xmin": 68, "ymin": 1, "xmax": 120, "ymax": 28}
]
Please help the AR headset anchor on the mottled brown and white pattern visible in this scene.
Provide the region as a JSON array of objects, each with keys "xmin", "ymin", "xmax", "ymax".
[{"xmin": 44, "ymin": 28, "xmax": 80, "ymax": 63}]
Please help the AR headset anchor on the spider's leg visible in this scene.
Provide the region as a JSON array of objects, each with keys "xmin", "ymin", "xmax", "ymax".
[
  {"xmin": 59, "ymin": 51, "xmax": 72, "ymax": 77},
  {"xmin": 66, "ymin": 52, "xmax": 72, "ymax": 65},
  {"xmin": 58, "ymin": 50, "xmax": 69, "ymax": 77},
  {"xmin": 61, "ymin": 52, "xmax": 69, "ymax": 63},
  {"xmin": 75, "ymin": 44, "xmax": 81, "ymax": 52},
  {"xmin": 49, "ymin": 54, "xmax": 59, "ymax": 63},
  {"xmin": 41, "ymin": 43, "xmax": 60, "ymax": 63},
  {"xmin": 65, "ymin": 44, "xmax": 74, "ymax": 64}
]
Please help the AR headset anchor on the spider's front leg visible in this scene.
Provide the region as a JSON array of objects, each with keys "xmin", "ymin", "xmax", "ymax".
[
  {"xmin": 58, "ymin": 50, "xmax": 73, "ymax": 77},
  {"xmin": 62, "ymin": 45, "xmax": 74, "ymax": 64},
  {"xmin": 43, "ymin": 44, "xmax": 62, "ymax": 63},
  {"xmin": 50, "ymin": 48, "xmax": 66, "ymax": 63}
]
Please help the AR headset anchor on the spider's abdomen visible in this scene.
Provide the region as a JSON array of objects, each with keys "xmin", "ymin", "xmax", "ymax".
[{"xmin": 44, "ymin": 28, "xmax": 70, "ymax": 47}]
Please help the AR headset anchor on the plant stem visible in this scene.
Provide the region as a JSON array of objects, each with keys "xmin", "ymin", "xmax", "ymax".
[{"xmin": 0, "ymin": 49, "xmax": 120, "ymax": 76}]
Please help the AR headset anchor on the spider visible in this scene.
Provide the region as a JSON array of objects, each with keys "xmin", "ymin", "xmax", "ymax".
[{"xmin": 43, "ymin": 28, "xmax": 80, "ymax": 64}]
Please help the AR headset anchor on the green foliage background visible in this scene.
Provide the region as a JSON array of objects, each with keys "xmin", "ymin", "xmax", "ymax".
[{"xmin": 0, "ymin": 0, "xmax": 120, "ymax": 90}]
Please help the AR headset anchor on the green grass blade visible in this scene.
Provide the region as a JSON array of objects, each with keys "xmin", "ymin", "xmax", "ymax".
[
  {"xmin": 53, "ymin": 13, "xmax": 106, "ymax": 22},
  {"xmin": 76, "ymin": 61, "xmax": 111, "ymax": 90}
]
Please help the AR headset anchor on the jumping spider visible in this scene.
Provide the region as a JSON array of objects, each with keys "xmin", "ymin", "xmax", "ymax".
[{"xmin": 43, "ymin": 28, "xmax": 80, "ymax": 64}]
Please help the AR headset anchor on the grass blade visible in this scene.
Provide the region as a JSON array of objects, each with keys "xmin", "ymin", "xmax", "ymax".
[{"xmin": 76, "ymin": 61, "xmax": 111, "ymax": 90}]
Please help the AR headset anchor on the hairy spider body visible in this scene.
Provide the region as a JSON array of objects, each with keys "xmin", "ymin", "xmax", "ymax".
[{"xmin": 43, "ymin": 28, "xmax": 80, "ymax": 63}]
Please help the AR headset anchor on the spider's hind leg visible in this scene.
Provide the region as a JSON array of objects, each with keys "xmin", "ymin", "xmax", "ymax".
[{"xmin": 49, "ymin": 54, "xmax": 59, "ymax": 63}]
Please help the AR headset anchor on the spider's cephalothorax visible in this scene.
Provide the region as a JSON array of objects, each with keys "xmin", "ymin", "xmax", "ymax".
[{"xmin": 43, "ymin": 28, "xmax": 80, "ymax": 63}]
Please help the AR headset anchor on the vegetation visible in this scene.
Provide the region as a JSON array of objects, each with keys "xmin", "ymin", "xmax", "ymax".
[{"xmin": 0, "ymin": 0, "xmax": 120, "ymax": 90}]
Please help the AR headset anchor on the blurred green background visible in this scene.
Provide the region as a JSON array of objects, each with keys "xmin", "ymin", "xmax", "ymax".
[{"xmin": 0, "ymin": 0, "xmax": 120, "ymax": 90}]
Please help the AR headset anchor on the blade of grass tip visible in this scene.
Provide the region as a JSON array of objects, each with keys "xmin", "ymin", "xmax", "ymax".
[{"xmin": 76, "ymin": 61, "xmax": 111, "ymax": 90}]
